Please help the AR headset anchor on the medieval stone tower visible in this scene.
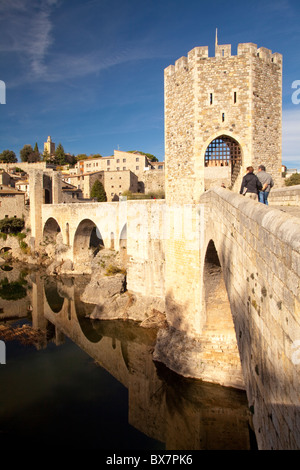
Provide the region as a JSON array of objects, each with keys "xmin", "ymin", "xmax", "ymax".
[{"xmin": 164, "ymin": 34, "xmax": 283, "ymax": 203}]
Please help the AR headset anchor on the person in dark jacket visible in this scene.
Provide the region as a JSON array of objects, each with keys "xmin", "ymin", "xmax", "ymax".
[{"xmin": 240, "ymin": 166, "xmax": 262, "ymax": 201}]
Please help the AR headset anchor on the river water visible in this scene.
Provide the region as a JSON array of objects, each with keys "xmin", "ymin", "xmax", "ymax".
[{"xmin": 0, "ymin": 262, "xmax": 256, "ymax": 450}]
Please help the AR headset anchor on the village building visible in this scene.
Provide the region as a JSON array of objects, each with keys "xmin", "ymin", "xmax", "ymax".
[
  {"xmin": 62, "ymin": 169, "xmax": 138, "ymax": 201},
  {"xmin": 0, "ymin": 186, "xmax": 26, "ymax": 219},
  {"xmin": 15, "ymin": 179, "xmax": 30, "ymax": 203},
  {"xmin": 60, "ymin": 182, "xmax": 83, "ymax": 203},
  {"xmin": 0, "ymin": 170, "xmax": 13, "ymax": 187},
  {"xmin": 67, "ymin": 150, "xmax": 164, "ymax": 197}
]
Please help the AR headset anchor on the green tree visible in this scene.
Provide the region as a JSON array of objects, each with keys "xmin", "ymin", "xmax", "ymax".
[
  {"xmin": 0, "ymin": 278, "xmax": 27, "ymax": 300},
  {"xmin": 91, "ymin": 153, "xmax": 102, "ymax": 159},
  {"xmin": 76, "ymin": 153, "xmax": 89, "ymax": 161},
  {"xmin": 0, "ymin": 217, "xmax": 25, "ymax": 234},
  {"xmin": 285, "ymin": 173, "xmax": 300, "ymax": 186},
  {"xmin": 30, "ymin": 142, "xmax": 41, "ymax": 162},
  {"xmin": 42, "ymin": 147, "xmax": 50, "ymax": 161},
  {"xmin": 91, "ymin": 180, "xmax": 107, "ymax": 202},
  {"xmin": 54, "ymin": 143, "xmax": 66, "ymax": 165},
  {"xmin": 65, "ymin": 154, "xmax": 77, "ymax": 166},
  {"xmin": 0, "ymin": 150, "xmax": 17, "ymax": 163},
  {"xmin": 19, "ymin": 144, "xmax": 40, "ymax": 162},
  {"xmin": 20, "ymin": 144, "xmax": 34, "ymax": 162}
]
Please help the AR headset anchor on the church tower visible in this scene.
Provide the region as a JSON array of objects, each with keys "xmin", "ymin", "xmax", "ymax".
[{"xmin": 44, "ymin": 135, "xmax": 55, "ymax": 155}]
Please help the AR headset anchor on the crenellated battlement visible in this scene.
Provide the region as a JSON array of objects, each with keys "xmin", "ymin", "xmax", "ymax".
[{"xmin": 165, "ymin": 42, "xmax": 282, "ymax": 75}]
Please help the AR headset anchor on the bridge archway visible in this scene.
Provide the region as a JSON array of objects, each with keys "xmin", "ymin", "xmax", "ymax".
[
  {"xmin": 44, "ymin": 276, "xmax": 65, "ymax": 313},
  {"xmin": 202, "ymin": 239, "xmax": 244, "ymax": 388},
  {"xmin": 0, "ymin": 247, "xmax": 12, "ymax": 256},
  {"xmin": 204, "ymin": 134, "xmax": 242, "ymax": 189},
  {"xmin": 73, "ymin": 219, "xmax": 104, "ymax": 261},
  {"xmin": 203, "ymin": 240, "xmax": 233, "ymax": 330},
  {"xmin": 43, "ymin": 217, "xmax": 62, "ymax": 243}
]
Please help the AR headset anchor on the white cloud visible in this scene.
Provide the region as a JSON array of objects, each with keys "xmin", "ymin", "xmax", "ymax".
[
  {"xmin": 0, "ymin": 0, "xmax": 59, "ymax": 77},
  {"xmin": 0, "ymin": 0, "xmax": 168, "ymax": 87}
]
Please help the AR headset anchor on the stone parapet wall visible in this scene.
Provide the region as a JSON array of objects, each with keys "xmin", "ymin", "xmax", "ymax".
[
  {"xmin": 199, "ymin": 188, "xmax": 300, "ymax": 450},
  {"xmin": 269, "ymin": 184, "xmax": 300, "ymax": 205}
]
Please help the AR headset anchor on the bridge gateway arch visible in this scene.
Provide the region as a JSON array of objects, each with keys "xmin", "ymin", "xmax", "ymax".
[{"xmin": 203, "ymin": 133, "xmax": 243, "ymax": 189}]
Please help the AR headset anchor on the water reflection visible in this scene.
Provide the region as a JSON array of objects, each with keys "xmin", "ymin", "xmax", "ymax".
[{"xmin": 0, "ymin": 263, "xmax": 254, "ymax": 450}]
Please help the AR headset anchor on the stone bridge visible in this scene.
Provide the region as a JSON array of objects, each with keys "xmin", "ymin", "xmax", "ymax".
[{"xmin": 28, "ymin": 169, "xmax": 300, "ymax": 450}]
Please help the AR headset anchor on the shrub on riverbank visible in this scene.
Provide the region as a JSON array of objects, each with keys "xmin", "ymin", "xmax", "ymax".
[
  {"xmin": 0, "ymin": 218, "xmax": 31, "ymax": 257},
  {"xmin": 0, "ymin": 217, "xmax": 24, "ymax": 234}
]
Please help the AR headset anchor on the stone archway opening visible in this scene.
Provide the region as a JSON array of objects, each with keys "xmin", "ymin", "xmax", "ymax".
[
  {"xmin": 0, "ymin": 247, "xmax": 12, "ymax": 263},
  {"xmin": 73, "ymin": 219, "xmax": 104, "ymax": 262},
  {"xmin": 203, "ymin": 240, "xmax": 235, "ymax": 334},
  {"xmin": 44, "ymin": 276, "xmax": 65, "ymax": 313},
  {"xmin": 43, "ymin": 217, "xmax": 61, "ymax": 244},
  {"xmin": 202, "ymin": 240, "xmax": 244, "ymax": 389},
  {"xmin": 204, "ymin": 135, "xmax": 242, "ymax": 189}
]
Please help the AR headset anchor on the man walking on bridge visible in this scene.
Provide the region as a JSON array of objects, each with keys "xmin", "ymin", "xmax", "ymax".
[{"xmin": 257, "ymin": 165, "xmax": 274, "ymax": 205}]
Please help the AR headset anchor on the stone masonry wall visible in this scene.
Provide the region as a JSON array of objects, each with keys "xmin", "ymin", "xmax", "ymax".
[
  {"xmin": 141, "ymin": 169, "xmax": 165, "ymax": 195},
  {"xmin": 155, "ymin": 187, "xmax": 300, "ymax": 449},
  {"xmin": 251, "ymin": 48, "xmax": 282, "ymax": 187},
  {"xmin": 0, "ymin": 193, "xmax": 26, "ymax": 219},
  {"xmin": 269, "ymin": 184, "xmax": 300, "ymax": 206},
  {"xmin": 164, "ymin": 54, "xmax": 197, "ymax": 203},
  {"xmin": 126, "ymin": 200, "xmax": 166, "ymax": 300},
  {"xmin": 199, "ymin": 188, "xmax": 300, "ymax": 450}
]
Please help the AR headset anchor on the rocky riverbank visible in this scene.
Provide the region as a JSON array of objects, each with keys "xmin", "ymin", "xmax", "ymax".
[
  {"xmin": 78, "ymin": 249, "xmax": 166, "ymax": 327},
  {"xmin": 0, "ymin": 233, "xmax": 167, "ymax": 329}
]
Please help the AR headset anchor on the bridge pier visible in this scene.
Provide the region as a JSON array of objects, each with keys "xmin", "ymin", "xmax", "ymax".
[{"xmin": 29, "ymin": 170, "xmax": 43, "ymax": 250}]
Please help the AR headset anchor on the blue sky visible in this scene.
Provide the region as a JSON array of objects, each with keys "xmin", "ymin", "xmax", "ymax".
[{"xmin": 0, "ymin": 0, "xmax": 299, "ymax": 168}]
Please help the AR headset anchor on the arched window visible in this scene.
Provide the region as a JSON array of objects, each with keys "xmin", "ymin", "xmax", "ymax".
[{"xmin": 204, "ymin": 135, "xmax": 242, "ymax": 186}]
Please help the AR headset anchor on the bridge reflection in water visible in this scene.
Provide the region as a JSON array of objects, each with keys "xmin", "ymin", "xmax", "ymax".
[{"xmin": 0, "ymin": 265, "xmax": 254, "ymax": 450}]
